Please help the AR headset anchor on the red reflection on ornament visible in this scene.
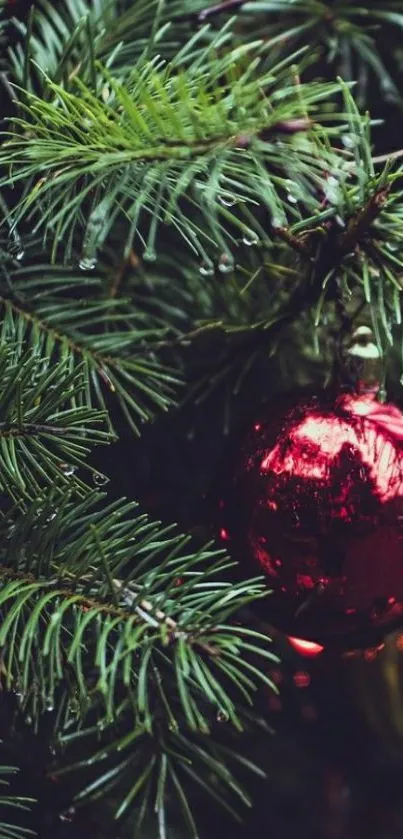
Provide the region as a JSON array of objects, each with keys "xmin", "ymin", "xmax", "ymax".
[
  {"xmin": 293, "ymin": 671, "xmax": 311, "ymax": 688},
  {"xmin": 220, "ymin": 528, "xmax": 229, "ymax": 541},
  {"xmin": 288, "ymin": 636, "xmax": 324, "ymax": 656},
  {"xmin": 260, "ymin": 394, "xmax": 403, "ymax": 503},
  {"xmin": 296, "ymin": 574, "xmax": 315, "ymax": 589},
  {"xmin": 344, "ymin": 394, "xmax": 403, "ymax": 439},
  {"xmin": 251, "ymin": 535, "xmax": 279, "ymax": 577},
  {"xmin": 254, "ymin": 423, "xmax": 261, "ymax": 432}
]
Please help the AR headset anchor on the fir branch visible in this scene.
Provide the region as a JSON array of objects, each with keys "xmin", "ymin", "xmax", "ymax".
[
  {"xmin": 0, "ymin": 44, "xmax": 342, "ymax": 265},
  {"xmin": 3, "ymin": 0, "xmax": 216, "ymax": 92},
  {"xmin": 0, "ymin": 752, "xmax": 34, "ymax": 839},
  {"xmin": 0, "ymin": 270, "xmax": 181, "ymax": 435},
  {"xmin": 178, "ymin": 88, "xmax": 403, "ymax": 409},
  {"xmin": 61, "ymin": 723, "xmax": 269, "ymax": 832},
  {"xmin": 0, "ymin": 742, "xmax": 36, "ymax": 839},
  {"xmin": 0, "ymin": 491, "xmax": 272, "ymax": 726},
  {"xmin": 236, "ymin": 0, "xmax": 403, "ymax": 105},
  {"xmin": 273, "ymin": 224, "xmax": 312, "ymax": 257},
  {"xmin": 0, "ymin": 492, "xmax": 275, "ymax": 830},
  {"xmin": 289, "ymin": 84, "xmax": 403, "ymax": 350},
  {"xmin": 0, "ymin": 341, "xmax": 112, "ymax": 506}
]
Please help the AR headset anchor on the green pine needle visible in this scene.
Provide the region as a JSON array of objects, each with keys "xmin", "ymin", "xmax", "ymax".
[{"xmin": 0, "ymin": 44, "xmax": 342, "ymax": 264}]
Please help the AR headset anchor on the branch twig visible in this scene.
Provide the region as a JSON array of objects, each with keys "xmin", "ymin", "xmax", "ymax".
[
  {"xmin": 338, "ymin": 187, "xmax": 390, "ymax": 255},
  {"xmin": 272, "ymin": 225, "xmax": 312, "ymax": 258}
]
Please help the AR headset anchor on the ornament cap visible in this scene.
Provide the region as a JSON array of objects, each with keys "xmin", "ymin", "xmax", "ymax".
[
  {"xmin": 346, "ymin": 326, "xmax": 382, "ymax": 394},
  {"xmin": 347, "ymin": 325, "xmax": 380, "ymax": 360}
]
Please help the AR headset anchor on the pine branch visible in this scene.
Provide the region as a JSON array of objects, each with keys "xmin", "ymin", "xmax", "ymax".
[
  {"xmin": 3, "ymin": 0, "xmax": 214, "ymax": 93},
  {"xmin": 0, "ymin": 339, "xmax": 113, "ymax": 506},
  {"xmin": 0, "ymin": 268, "xmax": 181, "ymax": 435},
  {"xmin": 0, "ymin": 491, "xmax": 276, "ymax": 831},
  {"xmin": 233, "ymin": 0, "xmax": 403, "ymax": 106},
  {"xmin": 59, "ymin": 722, "xmax": 269, "ymax": 833},
  {"xmin": 175, "ymin": 86, "xmax": 403, "ymax": 410},
  {"xmin": 0, "ymin": 492, "xmax": 273, "ymax": 722},
  {"xmin": 0, "ymin": 754, "xmax": 34, "ymax": 839},
  {"xmin": 288, "ymin": 84, "xmax": 403, "ymax": 353},
  {"xmin": 0, "ymin": 43, "xmax": 342, "ymax": 266}
]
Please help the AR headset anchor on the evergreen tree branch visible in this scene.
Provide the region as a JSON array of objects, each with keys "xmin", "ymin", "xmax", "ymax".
[
  {"xmin": 0, "ymin": 269, "xmax": 181, "ymax": 435},
  {"xmin": 0, "ymin": 491, "xmax": 273, "ymax": 724},
  {"xmin": 174, "ymin": 134, "xmax": 403, "ymax": 415},
  {"xmin": 0, "ymin": 755, "xmax": 34, "ymax": 839},
  {"xmin": 183, "ymin": 84, "xmax": 403, "ymax": 393},
  {"xmin": 0, "ymin": 44, "xmax": 342, "ymax": 266},
  {"xmin": 58, "ymin": 722, "xmax": 269, "ymax": 833},
  {"xmin": 0, "ymin": 491, "xmax": 276, "ymax": 831},
  {"xmin": 233, "ymin": 0, "xmax": 403, "ymax": 105},
  {"xmin": 0, "ymin": 339, "xmax": 113, "ymax": 506},
  {"xmin": 2, "ymin": 0, "xmax": 213, "ymax": 92}
]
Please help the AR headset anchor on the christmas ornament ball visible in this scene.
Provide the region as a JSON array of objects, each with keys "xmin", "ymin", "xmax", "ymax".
[{"xmin": 219, "ymin": 391, "xmax": 403, "ymax": 646}]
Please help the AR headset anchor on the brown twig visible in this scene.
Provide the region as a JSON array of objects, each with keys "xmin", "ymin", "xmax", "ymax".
[
  {"xmin": 338, "ymin": 187, "xmax": 390, "ymax": 255},
  {"xmin": 109, "ymin": 261, "xmax": 126, "ymax": 299},
  {"xmin": 235, "ymin": 118, "xmax": 313, "ymax": 148},
  {"xmin": 272, "ymin": 225, "xmax": 312, "ymax": 258}
]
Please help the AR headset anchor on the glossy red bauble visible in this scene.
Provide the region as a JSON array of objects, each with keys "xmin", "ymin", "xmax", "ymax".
[{"xmin": 219, "ymin": 391, "xmax": 403, "ymax": 646}]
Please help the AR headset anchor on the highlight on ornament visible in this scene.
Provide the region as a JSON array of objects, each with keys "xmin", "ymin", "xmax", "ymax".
[
  {"xmin": 288, "ymin": 636, "xmax": 325, "ymax": 657},
  {"xmin": 219, "ymin": 388, "xmax": 403, "ymax": 646}
]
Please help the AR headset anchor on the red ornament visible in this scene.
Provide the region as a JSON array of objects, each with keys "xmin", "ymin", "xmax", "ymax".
[{"xmin": 219, "ymin": 391, "xmax": 403, "ymax": 646}]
